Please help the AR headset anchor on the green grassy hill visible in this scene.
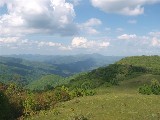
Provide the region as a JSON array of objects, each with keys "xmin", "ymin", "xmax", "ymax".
[
  {"xmin": 68, "ymin": 56, "xmax": 160, "ymax": 89},
  {"xmin": 25, "ymin": 56, "xmax": 160, "ymax": 120},
  {"xmin": 117, "ymin": 56, "xmax": 160, "ymax": 74},
  {"xmin": 26, "ymin": 74, "xmax": 160, "ymax": 120},
  {"xmin": 1, "ymin": 56, "xmax": 160, "ymax": 120}
]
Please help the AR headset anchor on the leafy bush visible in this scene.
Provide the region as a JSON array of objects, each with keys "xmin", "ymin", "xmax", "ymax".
[
  {"xmin": 139, "ymin": 79, "xmax": 160, "ymax": 95},
  {"xmin": 5, "ymin": 83, "xmax": 25, "ymax": 118},
  {"xmin": 81, "ymin": 82, "xmax": 92, "ymax": 90},
  {"xmin": 150, "ymin": 79, "xmax": 160, "ymax": 95},
  {"xmin": 70, "ymin": 88, "xmax": 84, "ymax": 98},
  {"xmin": 54, "ymin": 86, "xmax": 71, "ymax": 102},
  {"xmin": 70, "ymin": 88, "xmax": 95, "ymax": 98},
  {"xmin": 139, "ymin": 84, "xmax": 152, "ymax": 95},
  {"xmin": 23, "ymin": 93, "xmax": 37, "ymax": 116}
]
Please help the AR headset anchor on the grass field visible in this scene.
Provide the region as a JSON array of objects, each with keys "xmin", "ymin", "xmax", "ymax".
[{"xmin": 26, "ymin": 74, "xmax": 160, "ymax": 120}]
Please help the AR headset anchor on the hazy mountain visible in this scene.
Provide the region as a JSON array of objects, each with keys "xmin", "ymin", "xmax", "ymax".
[{"xmin": 0, "ymin": 54, "xmax": 123, "ymax": 85}]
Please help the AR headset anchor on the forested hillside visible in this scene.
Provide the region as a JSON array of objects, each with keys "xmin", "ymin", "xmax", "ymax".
[
  {"xmin": 0, "ymin": 56, "xmax": 59, "ymax": 84},
  {"xmin": 0, "ymin": 55, "xmax": 123, "ymax": 85},
  {"xmin": 69, "ymin": 56, "xmax": 160, "ymax": 89}
]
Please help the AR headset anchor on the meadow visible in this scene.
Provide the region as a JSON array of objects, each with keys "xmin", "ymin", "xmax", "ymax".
[{"xmin": 26, "ymin": 74, "xmax": 160, "ymax": 120}]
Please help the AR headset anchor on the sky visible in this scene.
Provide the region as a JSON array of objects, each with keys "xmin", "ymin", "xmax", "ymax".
[{"xmin": 0, "ymin": 0, "xmax": 160, "ymax": 56}]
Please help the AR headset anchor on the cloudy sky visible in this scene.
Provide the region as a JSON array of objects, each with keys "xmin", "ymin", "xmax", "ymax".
[{"xmin": 0, "ymin": 0, "xmax": 160, "ymax": 56}]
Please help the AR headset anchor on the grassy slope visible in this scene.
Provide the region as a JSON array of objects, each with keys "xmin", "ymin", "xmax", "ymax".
[{"xmin": 26, "ymin": 74, "xmax": 160, "ymax": 120}]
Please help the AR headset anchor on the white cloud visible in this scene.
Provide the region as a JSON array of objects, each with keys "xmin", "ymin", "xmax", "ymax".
[
  {"xmin": 71, "ymin": 37, "xmax": 110, "ymax": 48},
  {"xmin": 0, "ymin": 36, "xmax": 110, "ymax": 51},
  {"xmin": 83, "ymin": 18, "xmax": 102, "ymax": 27},
  {"xmin": 149, "ymin": 31, "xmax": 160, "ymax": 37},
  {"xmin": 68, "ymin": 0, "xmax": 81, "ymax": 6},
  {"xmin": 79, "ymin": 18, "xmax": 102, "ymax": 35},
  {"xmin": 38, "ymin": 41, "xmax": 62, "ymax": 47},
  {"xmin": 128, "ymin": 20, "xmax": 137, "ymax": 24},
  {"xmin": 91, "ymin": 0, "xmax": 160, "ymax": 16},
  {"xmin": 118, "ymin": 34, "xmax": 137, "ymax": 40},
  {"xmin": 0, "ymin": 37, "xmax": 19, "ymax": 43},
  {"xmin": 71, "ymin": 37, "xmax": 87, "ymax": 48},
  {"xmin": 151, "ymin": 37, "xmax": 160, "ymax": 47},
  {"xmin": 0, "ymin": 0, "xmax": 77, "ymax": 36}
]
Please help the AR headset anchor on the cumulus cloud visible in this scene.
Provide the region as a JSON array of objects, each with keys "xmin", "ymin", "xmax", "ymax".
[
  {"xmin": 71, "ymin": 37, "xmax": 110, "ymax": 48},
  {"xmin": 79, "ymin": 18, "xmax": 102, "ymax": 35},
  {"xmin": 90, "ymin": 0, "xmax": 160, "ymax": 16},
  {"xmin": 0, "ymin": 0, "xmax": 77, "ymax": 36},
  {"xmin": 151, "ymin": 37, "xmax": 160, "ymax": 47},
  {"xmin": 0, "ymin": 36, "xmax": 110, "ymax": 52},
  {"xmin": 118, "ymin": 34, "xmax": 137, "ymax": 40},
  {"xmin": 83, "ymin": 18, "xmax": 102, "ymax": 26}
]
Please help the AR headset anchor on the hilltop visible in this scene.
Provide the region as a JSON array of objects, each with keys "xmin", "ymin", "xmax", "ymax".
[
  {"xmin": 26, "ymin": 56, "xmax": 160, "ymax": 120},
  {"xmin": 68, "ymin": 55, "xmax": 160, "ymax": 89}
]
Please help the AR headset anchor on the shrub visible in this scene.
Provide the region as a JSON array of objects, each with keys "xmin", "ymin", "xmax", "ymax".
[
  {"xmin": 150, "ymin": 79, "xmax": 160, "ymax": 95},
  {"xmin": 110, "ymin": 78, "xmax": 119, "ymax": 85},
  {"xmin": 70, "ymin": 88, "xmax": 95, "ymax": 98},
  {"xmin": 70, "ymin": 88, "xmax": 84, "ymax": 98},
  {"xmin": 35, "ymin": 93, "xmax": 51, "ymax": 111},
  {"xmin": 139, "ymin": 84, "xmax": 152, "ymax": 95},
  {"xmin": 81, "ymin": 82, "xmax": 92, "ymax": 90},
  {"xmin": 23, "ymin": 93, "xmax": 37, "ymax": 116},
  {"xmin": 54, "ymin": 86, "xmax": 71, "ymax": 102},
  {"xmin": 83, "ymin": 90, "xmax": 95, "ymax": 96},
  {"xmin": 139, "ymin": 79, "xmax": 160, "ymax": 95},
  {"xmin": 5, "ymin": 83, "xmax": 25, "ymax": 118}
]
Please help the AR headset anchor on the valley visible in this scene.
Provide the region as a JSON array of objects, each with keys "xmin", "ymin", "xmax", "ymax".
[{"xmin": 0, "ymin": 55, "xmax": 160, "ymax": 120}]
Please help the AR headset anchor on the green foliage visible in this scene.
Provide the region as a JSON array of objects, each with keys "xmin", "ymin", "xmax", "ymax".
[
  {"xmin": 23, "ymin": 94, "xmax": 37, "ymax": 116},
  {"xmin": 54, "ymin": 86, "xmax": 71, "ymax": 102},
  {"xmin": 0, "ymin": 55, "xmax": 122, "ymax": 85},
  {"xmin": 26, "ymin": 75, "xmax": 67, "ymax": 91},
  {"xmin": 150, "ymin": 79, "xmax": 160, "ymax": 95},
  {"xmin": 139, "ymin": 79, "xmax": 160, "ymax": 95},
  {"xmin": 5, "ymin": 83, "xmax": 25, "ymax": 119},
  {"xmin": 117, "ymin": 56, "xmax": 160, "ymax": 75},
  {"xmin": 69, "ymin": 56, "xmax": 160, "ymax": 90},
  {"xmin": 69, "ymin": 64, "xmax": 147, "ymax": 89},
  {"xmin": 139, "ymin": 84, "xmax": 152, "ymax": 95},
  {"xmin": 0, "ymin": 91, "xmax": 13, "ymax": 120},
  {"xmin": 70, "ymin": 88, "xmax": 95, "ymax": 98},
  {"xmin": 81, "ymin": 82, "xmax": 92, "ymax": 90}
]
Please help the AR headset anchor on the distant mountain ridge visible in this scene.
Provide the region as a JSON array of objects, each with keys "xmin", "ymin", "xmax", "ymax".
[{"xmin": 0, "ymin": 54, "xmax": 123, "ymax": 85}]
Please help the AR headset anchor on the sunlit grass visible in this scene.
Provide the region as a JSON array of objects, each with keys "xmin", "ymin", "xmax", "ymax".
[{"xmin": 26, "ymin": 74, "xmax": 160, "ymax": 120}]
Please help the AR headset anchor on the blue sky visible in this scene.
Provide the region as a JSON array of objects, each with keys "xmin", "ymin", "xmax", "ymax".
[{"xmin": 0, "ymin": 0, "xmax": 160, "ymax": 56}]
